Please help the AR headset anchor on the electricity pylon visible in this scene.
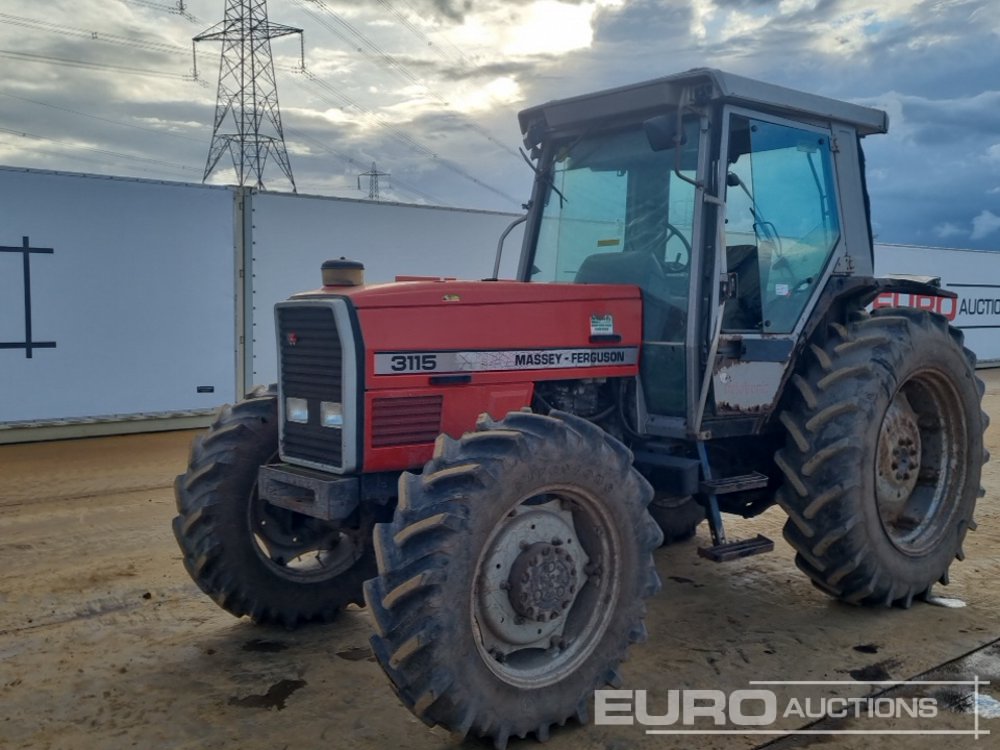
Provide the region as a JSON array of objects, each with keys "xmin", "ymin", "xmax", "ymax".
[{"xmin": 193, "ymin": 0, "xmax": 303, "ymax": 191}]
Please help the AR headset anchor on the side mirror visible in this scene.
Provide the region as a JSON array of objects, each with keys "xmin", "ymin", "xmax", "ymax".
[{"xmin": 643, "ymin": 114, "xmax": 686, "ymax": 152}]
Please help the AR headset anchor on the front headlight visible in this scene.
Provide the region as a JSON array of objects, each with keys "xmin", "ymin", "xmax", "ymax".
[
  {"xmin": 286, "ymin": 397, "xmax": 309, "ymax": 424},
  {"xmin": 320, "ymin": 401, "xmax": 343, "ymax": 428}
]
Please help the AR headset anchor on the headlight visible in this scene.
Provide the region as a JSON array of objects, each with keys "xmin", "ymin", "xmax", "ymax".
[
  {"xmin": 320, "ymin": 401, "xmax": 343, "ymax": 428},
  {"xmin": 285, "ymin": 397, "xmax": 309, "ymax": 424}
]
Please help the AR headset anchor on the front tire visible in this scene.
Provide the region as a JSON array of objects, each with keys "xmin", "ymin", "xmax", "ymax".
[
  {"xmin": 364, "ymin": 410, "xmax": 662, "ymax": 749},
  {"xmin": 173, "ymin": 386, "xmax": 376, "ymax": 626},
  {"xmin": 775, "ymin": 308, "xmax": 987, "ymax": 607}
]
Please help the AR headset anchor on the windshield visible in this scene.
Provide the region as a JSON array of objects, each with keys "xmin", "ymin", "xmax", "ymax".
[{"xmin": 529, "ymin": 117, "xmax": 701, "ymax": 286}]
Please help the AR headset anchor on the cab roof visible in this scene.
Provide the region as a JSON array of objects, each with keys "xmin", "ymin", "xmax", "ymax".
[{"xmin": 518, "ymin": 68, "xmax": 889, "ymax": 146}]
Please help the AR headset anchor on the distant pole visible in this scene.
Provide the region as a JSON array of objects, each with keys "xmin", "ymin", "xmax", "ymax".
[
  {"xmin": 194, "ymin": 0, "xmax": 303, "ymax": 192},
  {"xmin": 358, "ymin": 162, "xmax": 390, "ymax": 201}
]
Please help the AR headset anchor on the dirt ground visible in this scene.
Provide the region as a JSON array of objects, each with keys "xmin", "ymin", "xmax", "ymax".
[{"xmin": 2, "ymin": 371, "xmax": 999, "ymax": 750}]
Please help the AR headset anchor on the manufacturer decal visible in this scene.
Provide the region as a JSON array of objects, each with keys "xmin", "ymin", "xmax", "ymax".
[
  {"xmin": 589, "ymin": 313, "xmax": 614, "ymax": 336},
  {"xmin": 374, "ymin": 347, "xmax": 638, "ymax": 375}
]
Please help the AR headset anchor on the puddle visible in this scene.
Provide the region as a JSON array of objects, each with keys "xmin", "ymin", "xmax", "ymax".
[
  {"xmin": 336, "ymin": 646, "xmax": 374, "ymax": 662},
  {"xmin": 242, "ymin": 639, "xmax": 289, "ymax": 653},
  {"xmin": 848, "ymin": 658, "xmax": 900, "ymax": 682},
  {"xmin": 228, "ymin": 679, "xmax": 307, "ymax": 710}
]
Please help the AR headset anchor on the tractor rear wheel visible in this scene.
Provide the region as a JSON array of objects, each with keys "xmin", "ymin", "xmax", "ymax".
[
  {"xmin": 775, "ymin": 308, "xmax": 987, "ymax": 607},
  {"xmin": 364, "ymin": 410, "xmax": 662, "ymax": 749},
  {"xmin": 173, "ymin": 386, "xmax": 376, "ymax": 626}
]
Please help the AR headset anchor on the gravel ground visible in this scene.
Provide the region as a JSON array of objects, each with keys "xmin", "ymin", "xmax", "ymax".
[{"xmin": 1, "ymin": 371, "xmax": 998, "ymax": 750}]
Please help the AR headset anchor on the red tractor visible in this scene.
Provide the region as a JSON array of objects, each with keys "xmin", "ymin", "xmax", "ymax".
[{"xmin": 174, "ymin": 69, "xmax": 987, "ymax": 747}]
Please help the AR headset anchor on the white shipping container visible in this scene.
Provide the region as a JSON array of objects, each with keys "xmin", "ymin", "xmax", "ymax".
[
  {"xmin": 0, "ymin": 168, "xmax": 237, "ymax": 428},
  {"xmin": 0, "ymin": 167, "xmax": 523, "ymax": 441}
]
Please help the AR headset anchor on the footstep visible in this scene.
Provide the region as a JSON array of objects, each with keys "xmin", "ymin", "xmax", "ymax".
[{"xmin": 925, "ymin": 595, "xmax": 966, "ymax": 608}]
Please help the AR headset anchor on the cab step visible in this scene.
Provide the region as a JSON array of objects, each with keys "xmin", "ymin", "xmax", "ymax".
[
  {"xmin": 699, "ymin": 471, "xmax": 769, "ymax": 495},
  {"xmin": 698, "ymin": 534, "xmax": 774, "ymax": 562}
]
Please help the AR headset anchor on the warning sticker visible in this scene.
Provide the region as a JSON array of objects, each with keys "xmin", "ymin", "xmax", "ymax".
[{"xmin": 590, "ymin": 314, "xmax": 614, "ymax": 336}]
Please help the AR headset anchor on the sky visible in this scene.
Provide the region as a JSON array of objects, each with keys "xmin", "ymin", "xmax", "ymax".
[{"xmin": 0, "ymin": 0, "xmax": 998, "ymax": 249}]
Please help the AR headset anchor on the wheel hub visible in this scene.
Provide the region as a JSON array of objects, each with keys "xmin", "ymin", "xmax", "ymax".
[
  {"xmin": 507, "ymin": 542, "xmax": 578, "ymax": 622},
  {"xmin": 876, "ymin": 393, "xmax": 922, "ymax": 518},
  {"xmin": 474, "ymin": 499, "xmax": 589, "ymax": 656}
]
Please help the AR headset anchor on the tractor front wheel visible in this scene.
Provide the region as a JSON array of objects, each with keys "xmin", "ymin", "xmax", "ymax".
[
  {"xmin": 173, "ymin": 386, "xmax": 377, "ymax": 626},
  {"xmin": 364, "ymin": 410, "xmax": 662, "ymax": 749}
]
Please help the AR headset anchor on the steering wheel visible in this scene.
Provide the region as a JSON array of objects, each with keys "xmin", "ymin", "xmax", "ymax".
[{"xmin": 660, "ymin": 222, "xmax": 692, "ymax": 273}]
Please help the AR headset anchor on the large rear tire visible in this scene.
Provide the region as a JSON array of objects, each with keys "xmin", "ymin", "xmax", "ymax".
[
  {"xmin": 173, "ymin": 386, "xmax": 376, "ymax": 626},
  {"xmin": 364, "ymin": 410, "xmax": 662, "ymax": 749},
  {"xmin": 775, "ymin": 308, "xmax": 987, "ymax": 606}
]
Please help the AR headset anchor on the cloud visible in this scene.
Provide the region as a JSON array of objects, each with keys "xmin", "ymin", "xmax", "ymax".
[
  {"xmin": 0, "ymin": 0, "xmax": 999, "ymax": 238},
  {"xmin": 970, "ymin": 210, "xmax": 1000, "ymax": 241},
  {"xmin": 933, "ymin": 222, "xmax": 966, "ymax": 240}
]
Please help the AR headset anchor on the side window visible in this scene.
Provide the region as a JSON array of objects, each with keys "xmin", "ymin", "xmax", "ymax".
[{"xmin": 723, "ymin": 115, "xmax": 841, "ymax": 333}]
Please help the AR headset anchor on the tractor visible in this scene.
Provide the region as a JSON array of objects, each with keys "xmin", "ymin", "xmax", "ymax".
[{"xmin": 173, "ymin": 68, "xmax": 987, "ymax": 748}]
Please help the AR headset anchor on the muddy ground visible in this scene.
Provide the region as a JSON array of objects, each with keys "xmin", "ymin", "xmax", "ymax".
[{"xmin": 2, "ymin": 371, "xmax": 999, "ymax": 750}]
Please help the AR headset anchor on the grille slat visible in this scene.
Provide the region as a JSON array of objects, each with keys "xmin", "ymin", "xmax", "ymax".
[
  {"xmin": 371, "ymin": 395, "xmax": 442, "ymax": 447},
  {"xmin": 278, "ymin": 305, "xmax": 345, "ymax": 468}
]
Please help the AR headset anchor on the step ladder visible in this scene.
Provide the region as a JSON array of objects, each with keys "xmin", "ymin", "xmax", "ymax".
[{"xmin": 696, "ymin": 442, "xmax": 774, "ymax": 562}]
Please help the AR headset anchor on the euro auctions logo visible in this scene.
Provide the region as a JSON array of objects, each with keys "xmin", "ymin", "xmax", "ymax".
[{"xmin": 595, "ymin": 679, "xmax": 992, "ymax": 739}]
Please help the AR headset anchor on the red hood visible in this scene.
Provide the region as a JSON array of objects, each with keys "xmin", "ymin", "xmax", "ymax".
[{"xmin": 291, "ymin": 279, "xmax": 641, "ymax": 308}]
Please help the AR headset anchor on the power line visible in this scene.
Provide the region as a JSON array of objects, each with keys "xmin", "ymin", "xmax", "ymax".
[
  {"xmin": 0, "ymin": 126, "xmax": 200, "ymax": 174},
  {"xmin": 121, "ymin": 0, "xmax": 200, "ymax": 24},
  {"xmin": 292, "ymin": 68, "xmax": 521, "ymax": 206},
  {"xmin": 0, "ymin": 11, "xmax": 186, "ymax": 55},
  {"xmin": 0, "ymin": 90, "xmax": 204, "ymax": 144},
  {"xmin": 283, "ymin": 124, "xmax": 448, "ymax": 205},
  {"xmin": 0, "ymin": 48, "xmax": 196, "ymax": 82},
  {"xmin": 295, "ymin": 0, "xmax": 520, "ymax": 160}
]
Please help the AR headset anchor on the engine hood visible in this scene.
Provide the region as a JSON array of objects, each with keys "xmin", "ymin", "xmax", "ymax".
[{"xmin": 291, "ymin": 279, "xmax": 641, "ymax": 309}]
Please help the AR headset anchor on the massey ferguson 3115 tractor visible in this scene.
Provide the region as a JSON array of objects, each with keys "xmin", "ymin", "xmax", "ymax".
[{"xmin": 174, "ymin": 69, "xmax": 988, "ymax": 747}]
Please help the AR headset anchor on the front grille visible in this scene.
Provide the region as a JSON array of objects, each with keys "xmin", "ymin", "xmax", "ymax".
[
  {"xmin": 278, "ymin": 305, "xmax": 344, "ymax": 469},
  {"xmin": 371, "ymin": 395, "xmax": 443, "ymax": 447}
]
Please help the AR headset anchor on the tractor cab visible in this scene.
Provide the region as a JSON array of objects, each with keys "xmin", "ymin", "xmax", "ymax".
[{"xmin": 517, "ymin": 68, "xmax": 887, "ymax": 438}]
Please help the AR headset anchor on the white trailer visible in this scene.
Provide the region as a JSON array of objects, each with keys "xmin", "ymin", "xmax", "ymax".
[
  {"xmin": 0, "ymin": 167, "xmax": 237, "ymax": 441},
  {"xmin": 874, "ymin": 243, "xmax": 1000, "ymax": 365},
  {"xmin": 0, "ymin": 167, "xmax": 523, "ymax": 443}
]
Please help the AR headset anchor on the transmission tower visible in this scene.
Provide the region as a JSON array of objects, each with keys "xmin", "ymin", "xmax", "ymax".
[
  {"xmin": 193, "ymin": 1, "xmax": 303, "ymax": 191},
  {"xmin": 358, "ymin": 162, "xmax": 390, "ymax": 201}
]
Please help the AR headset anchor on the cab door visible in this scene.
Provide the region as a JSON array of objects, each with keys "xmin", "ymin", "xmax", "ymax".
[{"xmin": 713, "ymin": 109, "xmax": 844, "ymax": 416}]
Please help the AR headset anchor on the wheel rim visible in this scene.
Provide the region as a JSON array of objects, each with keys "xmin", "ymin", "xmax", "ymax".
[
  {"xmin": 247, "ymin": 453, "xmax": 361, "ymax": 582},
  {"xmin": 470, "ymin": 486, "xmax": 621, "ymax": 689},
  {"xmin": 875, "ymin": 369, "xmax": 968, "ymax": 555}
]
